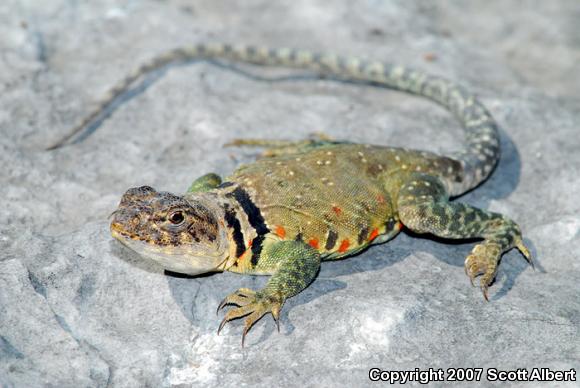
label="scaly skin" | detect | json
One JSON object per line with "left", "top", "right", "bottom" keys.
{"left": 71, "top": 43, "right": 534, "bottom": 346}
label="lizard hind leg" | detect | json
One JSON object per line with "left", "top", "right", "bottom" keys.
{"left": 397, "top": 173, "right": 532, "bottom": 300}
{"left": 224, "top": 133, "right": 341, "bottom": 157}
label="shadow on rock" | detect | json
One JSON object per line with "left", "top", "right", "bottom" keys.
{"left": 109, "top": 240, "right": 165, "bottom": 275}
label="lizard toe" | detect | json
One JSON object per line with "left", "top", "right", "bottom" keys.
{"left": 464, "top": 243, "right": 500, "bottom": 300}
{"left": 216, "top": 289, "right": 282, "bottom": 346}
{"left": 515, "top": 237, "right": 534, "bottom": 269}
{"left": 216, "top": 288, "right": 257, "bottom": 314}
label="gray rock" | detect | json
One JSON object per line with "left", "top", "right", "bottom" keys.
{"left": 1, "top": 1, "right": 579, "bottom": 387}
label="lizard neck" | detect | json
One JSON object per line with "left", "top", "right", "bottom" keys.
{"left": 207, "top": 185, "right": 269, "bottom": 272}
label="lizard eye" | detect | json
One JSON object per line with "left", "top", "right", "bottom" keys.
{"left": 168, "top": 211, "right": 185, "bottom": 225}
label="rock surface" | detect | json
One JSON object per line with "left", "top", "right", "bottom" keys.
{"left": 1, "top": 1, "right": 579, "bottom": 387}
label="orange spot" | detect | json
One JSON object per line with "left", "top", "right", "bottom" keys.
{"left": 377, "top": 195, "right": 385, "bottom": 203}
{"left": 308, "top": 238, "right": 319, "bottom": 249}
{"left": 338, "top": 239, "right": 350, "bottom": 253}
{"left": 396, "top": 221, "right": 403, "bottom": 230}
{"left": 275, "top": 225, "right": 286, "bottom": 238}
{"left": 369, "top": 228, "right": 379, "bottom": 241}
{"left": 248, "top": 239, "right": 253, "bottom": 247}
{"left": 332, "top": 206, "right": 342, "bottom": 215}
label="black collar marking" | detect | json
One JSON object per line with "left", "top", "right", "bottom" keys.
{"left": 223, "top": 206, "right": 246, "bottom": 258}
{"left": 250, "top": 235, "right": 266, "bottom": 266}
{"left": 226, "top": 186, "right": 271, "bottom": 267}
{"left": 226, "top": 187, "right": 270, "bottom": 235}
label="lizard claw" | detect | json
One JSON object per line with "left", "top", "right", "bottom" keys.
{"left": 216, "top": 288, "right": 283, "bottom": 346}
{"left": 271, "top": 304, "right": 281, "bottom": 333}
{"left": 481, "top": 284, "right": 490, "bottom": 302}
{"left": 216, "top": 288, "right": 254, "bottom": 316}
{"left": 515, "top": 238, "right": 534, "bottom": 270}
{"left": 464, "top": 243, "right": 500, "bottom": 300}
{"left": 464, "top": 265, "right": 476, "bottom": 287}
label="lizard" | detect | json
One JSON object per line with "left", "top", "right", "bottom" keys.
{"left": 56, "top": 43, "right": 532, "bottom": 346}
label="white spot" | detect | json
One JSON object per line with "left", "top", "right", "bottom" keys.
{"left": 483, "top": 148, "right": 496, "bottom": 157}
{"left": 361, "top": 158, "right": 367, "bottom": 163}
{"left": 325, "top": 160, "right": 331, "bottom": 165}
{"left": 447, "top": 166, "right": 454, "bottom": 173}
{"left": 348, "top": 308, "right": 404, "bottom": 357}
{"left": 327, "top": 182, "right": 334, "bottom": 186}
{"left": 401, "top": 164, "right": 407, "bottom": 169}
{"left": 415, "top": 166, "right": 422, "bottom": 171}
{"left": 317, "top": 160, "right": 323, "bottom": 165}
{"left": 535, "top": 216, "right": 580, "bottom": 243}
{"left": 425, "top": 182, "right": 431, "bottom": 187}
{"left": 378, "top": 164, "right": 384, "bottom": 170}
{"left": 296, "top": 194, "right": 302, "bottom": 199}
{"left": 321, "top": 177, "right": 328, "bottom": 182}
{"left": 296, "top": 157, "right": 302, "bottom": 161}
{"left": 358, "top": 152, "right": 364, "bottom": 157}
{"left": 326, "top": 151, "right": 333, "bottom": 155}
{"left": 167, "top": 334, "right": 221, "bottom": 385}
{"left": 289, "top": 171, "right": 295, "bottom": 176}
{"left": 395, "top": 155, "right": 401, "bottom": 162}
{"left": 276, "top": 161, "right": 282, "bottom": 165}
{"left": 106, "top": 7, "right": 127, "bottom": 19}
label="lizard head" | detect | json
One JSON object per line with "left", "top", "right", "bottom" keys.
{"left": 110, "top": 186, "right": 229, "bottom": 275}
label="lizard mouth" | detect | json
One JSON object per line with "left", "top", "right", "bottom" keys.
{"left": 110, "top": 221, "right": 124, "bottom": 235}
{"left": 110, "top": 221, "right": 140, "bottom": 241}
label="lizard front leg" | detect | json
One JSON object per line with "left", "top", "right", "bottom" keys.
{"left": 396, "top": 174, "right": 532, "bottom": 300}
{"left": 217, "top": 240, "right": 320, "bottom": 346}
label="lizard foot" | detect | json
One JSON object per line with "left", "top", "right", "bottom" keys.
{"left": 216, "top": 288, "right": 282, "bottom": 347}
{"left": 464, "top": 237, "right": 532, "bottom": 301}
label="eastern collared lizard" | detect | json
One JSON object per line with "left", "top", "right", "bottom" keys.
{"left": 54, "top": 44, "right": 532, "bottom": 346}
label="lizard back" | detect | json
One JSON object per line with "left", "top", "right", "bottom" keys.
{"left": 220, "top": 143, "right": 460, "bottom": 260}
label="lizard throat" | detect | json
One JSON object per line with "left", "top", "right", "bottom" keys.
{"left": 111, "top": 227, "right": 229, "bottom": 275}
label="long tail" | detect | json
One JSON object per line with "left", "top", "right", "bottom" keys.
{"left": 49, "top": 43, "right": 500, "bottom": 195}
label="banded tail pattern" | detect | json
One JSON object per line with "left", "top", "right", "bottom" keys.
{"left": 50, "top": 43, "right": 500, "bottom": 195}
